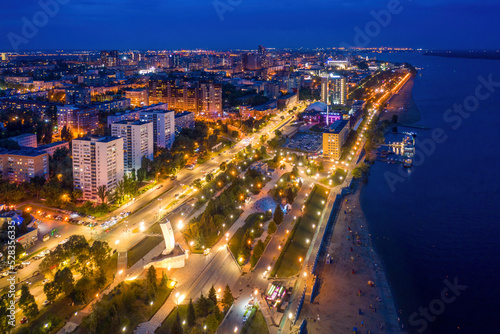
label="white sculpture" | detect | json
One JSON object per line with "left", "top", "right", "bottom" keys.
{"left": 160, "top": 220, "right": 175, "bottom": 254}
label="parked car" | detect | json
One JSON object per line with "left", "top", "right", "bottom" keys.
{"left": 21, "top": 261, "right": 30, "bottom": 266}
{"left": 42, "top": 279, "right": 50, "bottom": 284}
{"left": 42, "top": 300, "right": 50, "bottom": 307}
{"left": 20, "top": 317, "right": 28, "bottom": 324}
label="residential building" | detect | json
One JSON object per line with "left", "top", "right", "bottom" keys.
{"left": 0, "top": 148, "right": 49, "bottom": 183}
{"left": 57, "top": 105, "right": 98, "bottom": 136}
{"left": 111, "top": 120, "right": 153, "bottom": 173}
{"left": 139, "top": 110, "right": 175, "bottom": 150}
{"left": 72, "top": 136, "right": 124, "bottom": 202}
{"left": 7, "top": 134, "right": 37, "bottom": 148}
{"left": 65, "top": 87, "right": 91, "bottom": 105}
{"left": 174, "top": 111, "right": 195, "bottom": 135}
{"left": 322, "top": 120, "right": 349, "bottom": 160}
{"left": 125, "top": 88, "right": 149, "bottom": 107}
{"left": 107, "top": 103, "right": 169, "bottom": 127}
{"left": 36, "top": 141, "right": 70, "bottom": 156}
{"left": 92, "top": 98, "right": 131, "bottom": 112}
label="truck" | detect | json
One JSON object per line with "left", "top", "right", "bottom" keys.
{"left": 42, "top": 234, "right": 50, "bottom": 242}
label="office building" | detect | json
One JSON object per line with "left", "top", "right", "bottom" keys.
{"left": 174, "top": 111, "right": 195, "bottom": 135}
{"left": 0, "top": 148, "right": 49, "bottom": 183}
{"left": 57, "top": 105, "right": 98, "bottom": 136}
{"left": 322, "top": 120, "right": 349, "bottom": 160}
{"left": 72, "top": 136, "right": 124, "bottom": 202}
{"left": 111, "top": 120, "right": 153, "bottom": 173}
{"left": 139, "top": 110, "right": 175, "bottom": 150}
{"left": 125, "top": 88, "right": 149, "bottom": 107}
{"left": 7, "top": 134, "right": 37, "bottom": 148}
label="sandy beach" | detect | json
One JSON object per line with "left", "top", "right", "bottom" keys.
{"left": 299, "top": 186, "right": 401, "bottom": 333}
{"left": 382, "top": 77, "right": 421, "bottom": 124}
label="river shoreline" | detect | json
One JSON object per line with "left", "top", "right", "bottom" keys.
{"left": 381, "top": 76, "right": 421, "bottom": 124}
{"left": 299, "top": 184, "right": 401, "bottom": 333}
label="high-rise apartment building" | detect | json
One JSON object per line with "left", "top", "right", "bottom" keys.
{"left": 72, "top": 136, "right": 124, "bottom": 202}
{"left": 111, "top": 120, "right": 153, "bottom": 173}
{"left": 139, "top": 110, "right": 175, "bottom": 150}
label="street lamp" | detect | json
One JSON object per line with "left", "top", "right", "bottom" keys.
{"left": 150, "top": 301, "right": 153, "bottom": 317}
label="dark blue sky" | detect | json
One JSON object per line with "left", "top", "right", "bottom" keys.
{"left": 1, "top": 0, "right": 499, "bottom": 51}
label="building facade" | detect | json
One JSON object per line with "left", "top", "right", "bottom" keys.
{"left": 111, "top": 120, "right": 153, "bottom": 173}
{"left": 139, "top": 110, "right": 175, "bottom": 150}
{"left": 0, "top": 149, "right": 49, "bottom": 183}
{"left": 7, "top": 134, "right": 37, "bottom": 148}
{"left": 125, "top": 88, "right": 149, "bottom": 108}
{"left": 72, "top": 136, "right": 124, "bottom": 202}
{"left": 57, "top": 105, "right": 99, "bottom": 136}
{"left": 322, "top": 120, "right": 349, "bottom": 160}
{"left": 174, "top": 111, "right": 195, "bottom": 135}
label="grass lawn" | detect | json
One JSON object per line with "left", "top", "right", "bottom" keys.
{"left": 228, "top": 212, "right": 268, "bottom": 261}
{"left": 320, "top": 168, "right": 347, "bottom": 187}
{"left": 242, "top": 307, "right": 269, "bottom": 334}
{"left": 76, "top": 278, "right": 172, "bottom": 334}
{"left": 272, "top": 185, "right": 329, "bottom": 277}
{"left": 127, "top": 236, "right": 163, "bottom": 267}
{"left": 157, "top": 305, "right": 188, "bottom": 333}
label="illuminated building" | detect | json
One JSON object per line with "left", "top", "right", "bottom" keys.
{"left": 57, "top": 105, "right": 98, "bottom": 136}
{"left": 111, "top": 120, "right": 153, "bottom": 174}
{"left": 322, "top": 120, "right": 349, "bottom": 160}
{"left": 0, "top": 148, "right": 49, "bottom": 183}
{"left": 125, "top": 88, "right": 149, "bottom": 107}
{"left": 139, "top": 110, "right": 175, "bottom": 150}
{"left": 72, "top": 135, "right": 124, "bottom": 202}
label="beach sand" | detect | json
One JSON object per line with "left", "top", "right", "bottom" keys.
{"left": 298, "top": 187, "right": 401, "bottom": 333}
{"left": 381, "top": 77, "right": 421, "bottom": 124}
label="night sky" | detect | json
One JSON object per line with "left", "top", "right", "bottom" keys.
{"left": 1, "top": 0, "right": 499, "bottom": 51}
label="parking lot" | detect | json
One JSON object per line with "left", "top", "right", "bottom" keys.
{"left": 283, "top": 131, "right": 323, "bottom": 152}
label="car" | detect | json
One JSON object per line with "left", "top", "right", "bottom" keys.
{"left": 174, "top": 194, "right": 179, "bottom": 198}
{"left": 21, "top": 261, "right": 30, "bottom": 266}
{"left": 42, "top": 300, "right": 50, "bottom": 307}
{"left": 1, "top": 271, "right": 9, "bottom": 277}
{"left": 55, "top": 234, "right": 61, "bottom": 238}
{"left": 25, "top": 281, "right": 32, "bottom": 285}
{"left": 170, "top": 175, "right": 177, "bottom": 180}
{"left": 20, "top": 317, "right": 28, "bottom": 324}
{"left": 42, "top": 279, "right": 50, "bottom": 284}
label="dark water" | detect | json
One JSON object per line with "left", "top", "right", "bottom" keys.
{"left": 360, "top": 52, "right": 500, "bottom": 334}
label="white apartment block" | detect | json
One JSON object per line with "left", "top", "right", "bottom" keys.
{"left": 72, "top": 135, "right": 124, "bottom": 202}
{"left": 7, "top": 133, "right": 37, "bottom": 148}
{"left": 139, "top": 110, "right": 175, "bottom": 150}
{"left": 111, "top": 120, "right": 153, "bottom": 174}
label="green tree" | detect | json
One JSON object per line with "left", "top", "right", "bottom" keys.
{"left": 196, "top": 293, "right": 210, "bottom": 318}
{"left": 273, "top": 204, "right": 284, "bottom": 225}
{"left": 54, "top": 267, "right": 74, "bottom": 295}
{"left": 146, "top": 266, "right": 157, "bottom": 301}
{"left": 208, "top": 285, "right": 217, "bottom": 309}
{"left": 61, "top": 125, "right": 73, "bottom": 142}
{"left": 187, "top": 298, "right": 196, "bottom": 327}
{"left": 44, "top": 281, "right": 58, "bottom": 302}
{"left": 96, "top": 185, "right": 110, "bottom": 204}
{"left": 352, "top": 168, "right": 363, "bottom": 179}
{"left": 238, "top": 230, "right": 252, "bottom": 261}
{"left": 221, "top": 285, "right": 234, "bottom": 312}
{"left": 19, "top": 284, "right": 38, "bottom": 318}
{"left": 171, "top": 311, "right": 183, "bottom": 334}
{"left": 206, "top": 312, "right": 219, "bottom": 332}
{"left": 268, "top": 221, "right": 277, "bottom": 235}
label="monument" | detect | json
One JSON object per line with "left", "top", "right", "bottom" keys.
{"left": 144, "top": 219, "right": 188, "bottom": 270}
